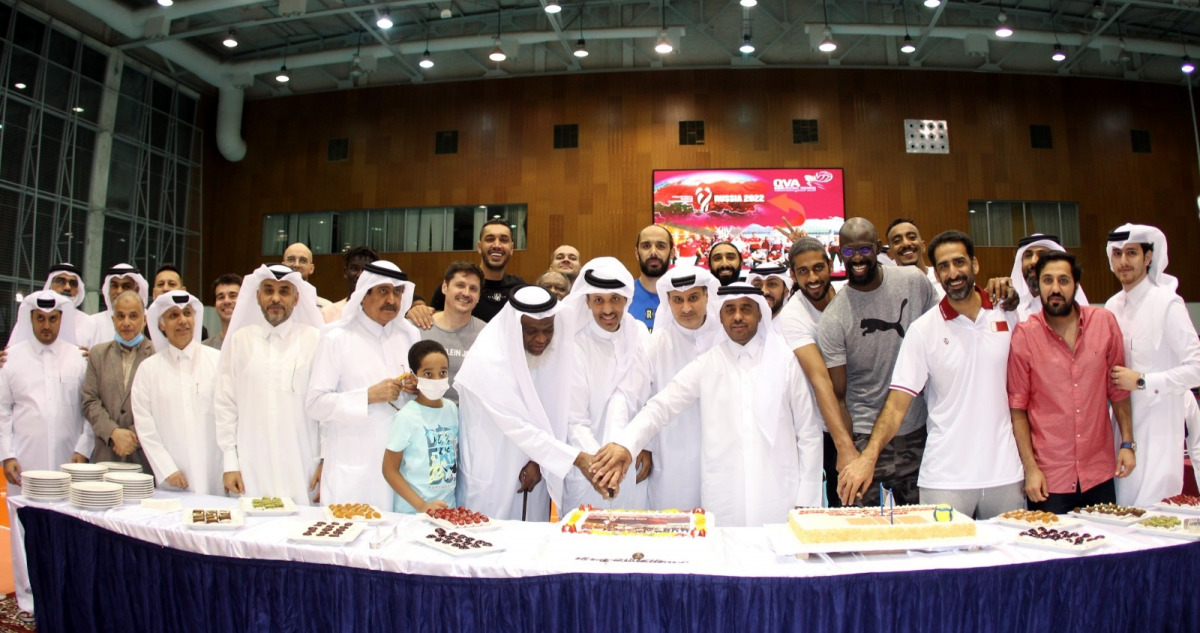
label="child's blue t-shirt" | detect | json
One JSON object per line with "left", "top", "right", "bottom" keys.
{"left": 386, "top": 399, "right": 459, "bottom": 513}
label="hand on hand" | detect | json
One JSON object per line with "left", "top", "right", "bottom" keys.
{"left": 836, "top": 454, "right": 877, "bottom": 506}
{"left": 110, "top": 428, "right": 139, "bottom": 457}
{"left": 589, "top": 443, "right": 633, "bottom": 492}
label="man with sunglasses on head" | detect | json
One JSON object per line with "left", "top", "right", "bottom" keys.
{"left": 817, "top": 218, "right": 938, "bottom": 506}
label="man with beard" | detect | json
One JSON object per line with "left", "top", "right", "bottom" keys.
{"left": 132, "top": 291, "right": 223, "bottom": 495}
{"left": 308, "top": 261, "right": 420, "bottom": 508}
{"left": 456, "top": 285, "right": 600, "bottom": 520}
{"left": 590, "top": 284, "right": 822, "bottom": 527}
{"left": 746, "top": 264, "right": 792, "bottom": 326}
{"left": 885, "top": 218, "right": 942, "bottom": 299}
{"left": 1103, "top": 225, "right": 1200, "bottom": 507}
{"left": 39, "top": 263, "right": 97, "bottom": 346}
{"left": 550, "top": 245, "right": 582, "bottom": 285}
{"left": 202, "top": 274, "right": 241, "bottom": 350}
{"left": 87, "top": 264, "right": 149, "bottom": 347}
{"left": 838, "top": 232, "right": 1024, "bottom": 517}
{"left": 421, "top": 262, "right": 486, "bottom": 404}
{"left": 1008, "top": 251, "right": 1134, "bottom": 513}
{"left": 778, "top": 238, "right": 855, "bottom": 507}
{"left": 629, "top": 225, "right": 674, "bottom": 330}
{"left": 817, "top": 218, "right": 938, "bottom": 505}
{"left": 322, "top": 246, "right": 379, "bottom": 323}
{"left": 216, "top": 264, "right": 325, "bottom": 504}
{"left": 707, "top": 241, "right": 743, "bottom": 286}
{"left": 1000, "top": 234, "right": 1090, "bottom": 322}
{"left": 432, "top": 219, "right": 525, "bottom": 322}
{"left": 536, "top": 270, "right": 571, "bottom": 301}
{"left": 283, "top": 242, "right": 332, "bottom": 310}
{"left": 83, "top": 291, "right": 155, "bottom": 473}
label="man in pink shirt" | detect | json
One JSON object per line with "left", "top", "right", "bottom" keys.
{"left": 1007, "top": 251, "right": 1136, "bottom": 513}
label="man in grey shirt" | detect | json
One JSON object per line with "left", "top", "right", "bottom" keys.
{"left": 422, "top": 262, "right": 487, "bottom": 404}
{"left": 817, "top": 218, "right": 938, "bottom": 506}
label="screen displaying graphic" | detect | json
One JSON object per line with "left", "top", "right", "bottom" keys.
{"left": 652, "top": 168, "right": 846, "bottom": 275}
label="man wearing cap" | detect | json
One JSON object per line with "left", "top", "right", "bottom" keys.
{"left": 817, "top": 218, "right": 938, "bottom": 505}
{"left": 307, "top": 261, "right": 421, "bottom": 508}
{"left": 87, "top": 264, "right": 150, "bottom": 347}
{"left": 747, "top": 263, "right": 792, "bottom": 326}
{"left": 707, "top": 242, "right": 743, "bottom": 286}
{"left": 1008, "top": 251, "right": 1134, "bottom": 513}
{"left": 1104, "top": 225, "right": 1200, "bottom": 506}
{"left": 550, "top": 245, "right": 582, "bottom": 286}
{"left": 432, "top": 219, "right": 526, "bottom": 323}
{"left": 637, "top": 265, "right": 723, "bottom": 510}
{"left": 456, "top": 285, "right": 597, "bottom": 520}
{"left": 82, "top": 291, "right": 155, "bottom": 473}
{"left": 629, "top": 226, "right": 674, "bottom": 330}
{"left": 563, "top": 258, "right": 652, "bottom": 509}
{"left": 591, "top": 284, "right": 822, "bottom": 527}
{"left": 216, "top": 264, "right": 326, "bottom": 505}
{"left": 132, "top": 291, "right": 223, "bottom": 495}
{"left": 0, "top": 291, "right": 92, "bottom": 493}
{"left": 322, "top": 246, "right": 379, "bottom": 324}
{"left": 283, "top": 242, "right": 333, "bottom": 310}
{"left": 838, "top": 232, "right": 1024, "bottom": 517}
{"left": 778, "top": 237, "right": 855, "bottom": 507}
{"left": 41, "top": 263, "right": 98, "bottom": 345}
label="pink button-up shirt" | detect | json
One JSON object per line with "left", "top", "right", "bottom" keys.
{"left": 1007, "top": 304, "right": 1129, "bottom": 495}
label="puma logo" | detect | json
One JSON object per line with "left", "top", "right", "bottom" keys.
{"left": 860, "top": 299, "right": 908, "bottom": 337}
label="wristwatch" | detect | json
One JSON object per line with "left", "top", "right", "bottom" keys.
{"left": 1136, "top": 374, "right": 1146, "bottom": 390}
{"left": 1120, "top": 441, "right": 1137, "bottom": 454}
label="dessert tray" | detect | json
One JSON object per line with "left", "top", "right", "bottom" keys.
{"left": 323, "top": 503, "right": 385, "bottom": 524}
{"left": 1067, "top": 504, "right": 1147, "bottom": 526}
{"left": 183, "top": 508, "right": 245, "bottom": 530}
{"left": 290, "top": 521, "right": 366, "bottom": 545}
{"left": 422, "top": 507, "right": 498, "bottom": 532}
{"left": 993, "top": 509, "right": 1082, "bottom": 530}
{"left": 414, "top": 527, "right": 505, "bottom": 557}
{"left": 1012, "top": 526, "right": 1108, "bottom": 554}
{"left": 239, "top": 496, "right": 299, "bottom": 516}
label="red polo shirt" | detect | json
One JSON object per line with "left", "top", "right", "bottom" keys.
{"left": 1007, "top": 304, "right": 1129, "bottom": 495}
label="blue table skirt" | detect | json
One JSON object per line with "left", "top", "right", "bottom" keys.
{"left": 19, "top": 506, "right": 1200, "bottom": 633}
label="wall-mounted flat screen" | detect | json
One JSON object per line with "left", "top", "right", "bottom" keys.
{"left": 652, "top": 168, "right": 846, "bottom": 275}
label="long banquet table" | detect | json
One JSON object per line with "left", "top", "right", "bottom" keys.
{"left": 9, "top": 493, "right": 1200, "bottom": 633}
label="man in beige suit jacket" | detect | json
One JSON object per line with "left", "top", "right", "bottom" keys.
{"left": 82, "top": 291, "right": 154, "bottom": 473}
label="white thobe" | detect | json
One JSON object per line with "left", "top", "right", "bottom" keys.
{"left": 1106, "top": 279, "right": 1200, "bottom": 507}
{"left": 214, "top": 319, "right": 321, "bottom": 505}
{"left": 564, "top": 322, "right": 651, "bottom": 510}
{"left": 0, "top": 339, "right": 93, "bottom": 495}
{"left": 306, "top": 316, "right": 418, "bottom": 509}
{"left": 458, "top": 368, "right": 579, "bottom": 521}
{"left": 615, "top": 336, "right": 823, "bottom": 527}
{"left": 87, "top": 311, "right": 117, "bottom": 347}
{"left": 131, "top": 342, "right": 223, "bottom": 496}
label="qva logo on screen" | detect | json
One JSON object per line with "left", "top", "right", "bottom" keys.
{"left": 774, "top": 171, "right": 833, "bottom": 192}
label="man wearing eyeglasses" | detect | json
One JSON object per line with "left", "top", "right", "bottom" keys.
{"left": 283, "top": 242, "right": 333, "bottom": 310}
{"left": 816, "top": 218, "right": 938, "bottom": 506}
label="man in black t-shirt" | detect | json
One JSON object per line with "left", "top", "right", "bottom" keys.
{"left": 431, "top": 218, "right": 525, "bottom": 322}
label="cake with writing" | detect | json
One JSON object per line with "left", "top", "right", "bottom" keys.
{"left": 551, "top": 506, "right": 715, "bottom": 564}
{"left": 788, "top": 504, "right": 976, "bottom": 546}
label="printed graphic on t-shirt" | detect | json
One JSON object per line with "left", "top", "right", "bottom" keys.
{"left": 425, "top": 425, "right": 457, "bottom": 487}
{"left": 860, "top": 298, "right": 908, "bottom": 338}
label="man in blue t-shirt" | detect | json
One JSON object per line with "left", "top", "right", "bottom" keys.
{"left": 628, "top": 225, "right": 674, "bottom": 330}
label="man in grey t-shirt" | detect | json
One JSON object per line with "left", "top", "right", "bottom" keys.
{"left": 422, "top": 262, "right": 487, "bottom": 404}
{"left": 817, "top": 218, "right": 937, "bottom": 506}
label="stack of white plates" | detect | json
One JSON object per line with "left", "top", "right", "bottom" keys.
{"left": 21, "top": 470, "right": 71, "bottom": 501}
{"left": 61, "top": 463, "right": 109, "bottom": 483}
{"left": 69, "top": 481, "right": 123, "bottom": 510}
{"left": 97, "top": 461, "right": 143, "bottom": 474}
{"left": 103, "top": 472, "right": 155, "bottom": 501}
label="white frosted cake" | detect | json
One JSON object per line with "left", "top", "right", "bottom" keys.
{"left": 788, "top": 504, "right": 976, "bottom": 545}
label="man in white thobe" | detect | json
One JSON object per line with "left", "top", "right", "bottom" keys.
{"left": 592, "top": 284, "right": 823, "bottom": 527}
{"left": 307, "top": 261, "right": 420, "bottom": 509}
{"left": 131, "top": 291, "right": 223, "bottom": 496}
{"left": 746, "top": 263, "right": 793, "bottom": 330}
{"left": 1104, "top": 225, "right": 1200, "bottom": 507}
{"left": 639, "top": 265, "right": 722, "bottom": 510}
{"left": 562, "top": 258, "right": 651, "bottom": 510}
{"left": 1008, "top": 234, "right": 1089, "bottom": 322}
{"left": 215, "top": 264, "right": 325, "bottom": 505}
{"left": 1, "top": 291, "right": 93, "bottom": 616}
{"left": 40, "top": 263, "right": 97, "bottom": 346}
{"left": 456, "top": 285, "right": 598, "bottom": 520}
{"left": 87, "top": 263, "right": 150, "bottom": 347}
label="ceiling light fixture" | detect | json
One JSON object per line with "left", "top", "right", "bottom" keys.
{"left": 1091, "top": 3, "right": 1106, "bottom": 19}
{"left": 223, "top": 29, "right": 238, "bottom": 48}
{"left": 819, "top": 0, "right": 836, "bottom": 53}
{"left": 489, "top": 38, "right": 507, "bottom": 62}
{"left": 740, "top": 0, "right": 757, "bottom": 7}
{"left": 995, "top": 10, "right": 1013, "bottom": 38}
{"left": 740, "top": 34, "right": 755, "bottom": 54}
{"left": 376, "top": 9, "right": 394, "bottom": 30}
{"left": 900, "top": 7, "right": 916, "bottom": 54}
{"left": 656, "top": 1, "right": 672, "bottom": 54}
{"left": 574, "top": 5, "right": 589, "bottom": 58}
{"left": 14, "top": 82, "right": 26, "bottom": 90}
{"left": 1052, "top": 44, "right": 1066, "bottom": 62}
{"left": 1184, "top": 56, "right": 1196, "bottom": 74}
{"left": 545, "top": 0, "right": 562, "bottom": 13}
{"left": 275, "top": 66, "right": 290, "bottom": 83}
{"left": 923, "top": 0, "right": 940, "bottom": 7}
{"left": 157, "top": 0, "right": 172, "bottom": 6}
{"left": 420, "top": 50, "right": 434, "bottom": 68}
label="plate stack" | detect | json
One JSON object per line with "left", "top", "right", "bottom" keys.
{"left": 60, "top": 463, "right": 109, "bottom": 483}
{"left": 97, "top": 461, "right": 143, "bottom": 474}
{"left": 21, "top": 470, "right": 71, "bottom": 501}
{"left": 103, "top": 472, "right": 155, "bottom": 502}
{"left": 69, "top": 481, "right": 123, "bottom": 510}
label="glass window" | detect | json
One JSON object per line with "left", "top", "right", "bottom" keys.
{"left": 13, "top": 12, "right": 44, "bottom": 53}
{"left": 263, "top": 214, "right": 289, "bottom": 256}
{"left": 967, "top": 200, "right": 1080, "bottom": 248}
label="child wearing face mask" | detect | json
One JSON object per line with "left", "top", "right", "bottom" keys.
{"left": 382, "top": 340, "right": 458, "bottom": 514}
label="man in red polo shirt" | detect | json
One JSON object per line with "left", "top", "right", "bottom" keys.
{"left": 1007, "top": 251, "right": 1135, "bottom": 513}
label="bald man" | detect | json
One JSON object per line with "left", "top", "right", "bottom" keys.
{"left": 550, "top": 245, "right": 582, "bottom": 285}
{"left": 284, "top": 242, "right": 333, "bottom": 309}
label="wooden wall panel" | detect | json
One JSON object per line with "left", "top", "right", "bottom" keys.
{"left": 202, "top": 69, "right": 1200, "bottom": 306}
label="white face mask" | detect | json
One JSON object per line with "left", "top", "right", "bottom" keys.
{"left": 417, "top": 377, "right": 450, "bottom": 401}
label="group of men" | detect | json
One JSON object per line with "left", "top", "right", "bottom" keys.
{"left": 3, "top": 216, "right": 1199, "bottom": 545}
